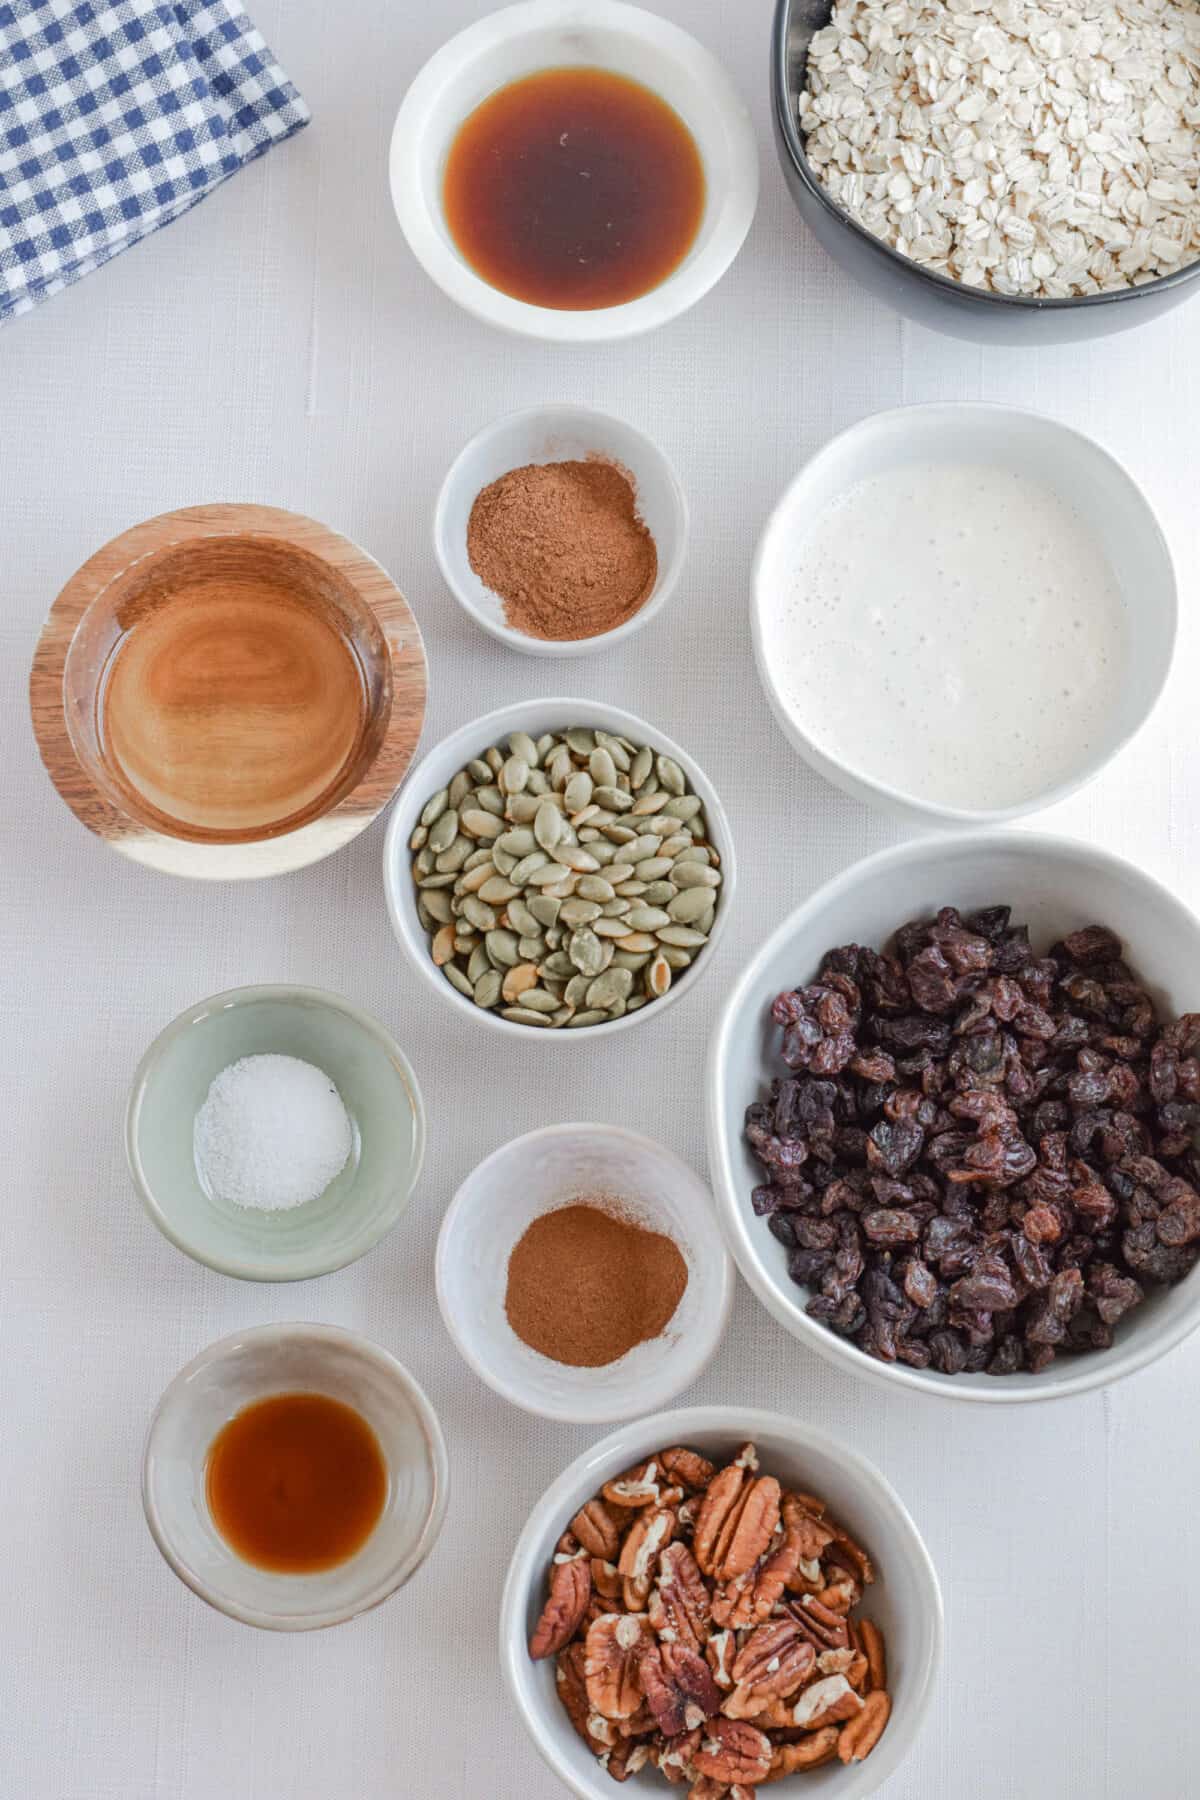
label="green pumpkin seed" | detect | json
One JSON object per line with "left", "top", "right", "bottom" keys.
{"left": 666, "top": 887, "right": 714, "bottom": 924}
{"left": 474, "top": 785, "right": 505, "bottom": 816}
{"left": 444, "top": 963, "right": 474, "bottom": 998}
{"left": 473, "top": 968, "right": 502, "bottom": 1008}
{"left": 410, "top": 827, "right": 429, "bottom": 856}
{"left": 506, "top": 897, "right": 540, "bottom": 938}
{"left": 601, "top": 897, "right": 631, "bottom": 918}
{"left": 496, "top": 828, "right": 536, "bottom": 858}
{"left": 416, "top": 899, "right": 436, "bottom": 934}
{"left": 467, "top": 758, "right": 492, "bottom": 784}
{"left": 576, "top": 875, "right": 615, "bottom": 903}
{"left": 516, "top": 935, "right": 544, "bottom": 961}
{"left": 478, "top": 877, "right": 518, "bottom": 905}
{"left": 587, "top": 967, "right": 633, "bottom": 1009}
{"left": 528, "top": 894, "right": 562, "bottom": 929}
{"left": 674, "top": 863, "right": 721, "bottom": 890}
{"left": 626, "top": 834, "right": 662, "bottom": 862}
{"left": 568, "top": 927, "right": 605, "bottom": 976}
{"left": 656, "top": 924, "right": 707, "bottom": 947}
{"left": 439, "top": 837, "right": 475, "bottom": 873}
{"left": 560, "top": 897, "right": 602, "bottom": 928}
{"left": 535, "top": 732, "right": 556, "bottom": 759}
{"left": 492, "top": 849, "right": 518, "bottom": 877}
{"left": 627, "top": 906, "right": 671, "bottom": 931}
{"left": 517, "top": 987, "right": 560, "bottom": 1015}
{"left": 564, "top": 973, "right": 591, "bottom": 1008}
{"left": 420, "top": 888, "right": 452, "bottom": 925}
{"left": 482, "top": 746, "right": 501, "bottom": 774}
{"left": 638, "top": 881, "right": 675, "bottom": 908}
{"left": 485, "top": 929, "right": 520, "bottom": 967}
{"left": 672, "top": 843, "right": 710, "bottom": 865}
{"left": 612, "top": 949, "right": 651, "bottom": 971}
{"left": 458, "top": 862, "right": 493, "bottom": 895}
{"left": 428, "top": 808, "right": 459, "bottom": 853}
{"left": 593, "top": 917, "right": 633, "bottom": 939}
{"left": 565, "top": 728, "right": 594, "bottom": 756}
{"left": 461, "top": 809, "right": 503, "bottom": 840}
{"left": 463, "top": 845, "right": 494, "bottom": 871}
{"left": 500, "top": 755, "right": 529, "bottom": 795}
{"left": 467, "top": 942, "right": 491, "bottom": 983}
{"left": 564, "top": 771, "right": 593, "bottom": 813}
{"left": 631, "top": 790, "right": 671, "bottom": 816}
{"left": 630, "top": 744, "right": 653, "bottom": 789}
{"left": 414, "top": 848, "right": 434, "bottom": 876}
{"left": 566, "top": 1009, "right": 607, "bottom": 1028}
{"left": 460, "top": 895, "right": 497, "bottom": 931}
{"left": 646, "top": 814, "right": 681, "bottom": 838}
{"left": 534, "top": 800, "right": 564, "bottom": 852}
{"left": 665, "top": 794, "right": 703, "bottom": 821}
{"left": 605, "top": 862, "right": 635, "bottom": 885}
{"left": 635, "top": 857, "right": 673, "bottom": 881}
{"left": 502, "top": 1006, "right": 552, "bottom": 1027}
{"left": 597, "top": 732, "right": 632, "bottom": 772}
{"left": 509, "top": 730, "right": 539, "bottom": 767}
{"left": 658, "top": 945, "right": 693, "bottom": 969}
{"left": 418, "top": 872, "right": 457, "bottom": 891}
{"left": 555, "top": 843, "right": 600, "bottom": 873}
{"left": 626, "top": 995, "right": 648, "bottom": 1012}
{"left": 419, "top": 787, "right": 448, "bottom": 828}
{"left": 507, "top": 793, "right": 541, "bottom": 823}
{"left": 616, "top": 931, "right": 657, "bottom": 953}
{"left": 540, "top": 951, "right": 576, "bottom": 979}
{"left": 454, "top": 933, "right": 477, "bottom": 957}
{"left": 593, "top": 785, "right": 633, "bottom": 812}
{"left": 526, "top": 768, "right": 550, "bottom": 796}
{"left": 449, "top": 769, "right": 472, "bottom": 808}
{"left": 655, "top": 755, "right": 686, "bottom": 796}
{"left": 647, "top": 952, "right": 672, "bottom": 997}
{"left": 602, "top": 823, "right": 637, "bottom": 844}
{"left": 589, "top": 746, "right": 617, "bottom": 788}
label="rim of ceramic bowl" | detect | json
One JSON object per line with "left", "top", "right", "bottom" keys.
{"left": 389, "top": 0, "right": 760, "bottom": 343}
{"left": 433, "top": 403, "right": 690, "bottom": 659}
{"left": 706, "top": 828, "right": 1200, "bottom": 1405}
{"left": 141, "top": 1323, "right": 449, "bottom": 1631}
{"left": 771, "top": 0, "right": 1200, "bottom": 316}
{"left": 751, "top": 402, "right": 1178, "bottom": 826}
{"left": 125, "top": 984, "right": 427, "bottom": 1281}
{"left": 499, "top": 1403, "right": 944, "bottom": 1799}
{"left": 382, "top": 698, "right": 736, "bottom": 1041}
{"left": 434, "top": 1122, "right": 735, "bottom": 1422}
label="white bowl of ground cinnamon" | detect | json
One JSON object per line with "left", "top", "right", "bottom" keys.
{"left": 435, "top": 1123, "right": 734, "bottom": 1424}
{"left": 434, "top": 404, "right": 688, "bottom": 656}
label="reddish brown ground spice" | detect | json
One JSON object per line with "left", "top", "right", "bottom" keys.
{"left": 466, "top": 458, "right": 657, "bottom": 642}
{"left": 504, "top": 1199, "right": 688, "bottom": 1367}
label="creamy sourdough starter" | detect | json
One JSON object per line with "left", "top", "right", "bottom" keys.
{"left": 762, "top": 461, "right": 1127, "bottom": 811}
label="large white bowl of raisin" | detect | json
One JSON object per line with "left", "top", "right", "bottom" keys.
{"left": 707, "top": 831, "right": 1200, "bottom": 1403}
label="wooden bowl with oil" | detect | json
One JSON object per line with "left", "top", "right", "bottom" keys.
{"left": 30, "top": 504, "right": 427, "bottom": 879}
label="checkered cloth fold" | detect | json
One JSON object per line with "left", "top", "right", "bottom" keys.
{"left": 0, "top": 0, "right": 309, "bottom": 321}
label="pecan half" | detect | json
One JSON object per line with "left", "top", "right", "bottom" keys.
{"left": 650, "top": 1541, "right": 711, "bottom": 1651}
{"left": 640, "top": 1642, "right": 723, "bottom": 1738}
{"left": 858, "top": 1618, "right": 887, "bottom": 1692}
{"left": 706, "top": 1629, "right": 735, "bottom": 1690}
{"left": 827, "top": 1521, "right": 875, "bottom": 1588}
{"left": 571, "top": 1498, "right": 624, "bottom": 1561}
{"left": 592, "top": 1558, "right": 623, "bottom": 1603}
{"left": 556, "top": 1644, "right": 611, "bottom": 1757}
{"left": 762, "top": 1728, "right": 840, "bottom": 1781}
{"left": 659, "top": 1447, "right": 717, "bottom": 1493}
{"left": 607, "top": 1739, "right": 654, "bottom": 1783}
{"left": 585, "top": 1613, "right": 654, "bottom": 1719}
{"left": 691, "top": 1719, "right": 772, "bottom": 1787}
{"left": 619, "top": 1506, "right": 676, "bottom": 1587}
{"left": 837, "top": 1689, "right": 891, "bottom": 1764}
{"left": 782, "top": 1594, "right": 850, "bottom": 1653}
{"left": 810, "top": 1576, "right": 860, "bottom": 1614}
{"left": 654, "top": 1726, "right": 702, "bottom": 1785}
{"left": 722, "top": 1621, "right": 816, "bottom": 1719}
{"left": 783, "top": 1490, "right": 834, "bottom": 1564}
{"left": 604, "top": 1459, "right": 668, "bottom": 1509}
{"left": 789, "top": 1673, "right": 864, "bottom": 1730}
{"left": 694, "top": 1461, "right": 781, "bottom": 1583}
{"left": 530, "top": 1557, "right": 592, "bottom": 1659}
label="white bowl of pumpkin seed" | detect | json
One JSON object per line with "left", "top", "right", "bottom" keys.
{"left": 383, "top": 701, "right": 735, "bottom": 1037}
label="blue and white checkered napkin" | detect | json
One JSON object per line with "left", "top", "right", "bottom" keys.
{"left": 0, "top": 0, "right": 309, "bottom": 321}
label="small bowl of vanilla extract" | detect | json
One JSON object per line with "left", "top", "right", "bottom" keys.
{"left": 142, "top": 1324, "right": 448, "bottom": 1630}
{"left": 390, "top": 0, "right": 759, "bottom": 342}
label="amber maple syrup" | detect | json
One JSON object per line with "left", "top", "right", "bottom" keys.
{"left": 206, "top": 1392, "right": 387, "bottom": 1573}
{"left": 443, "top": 67, "right": 706, "bottom": 310}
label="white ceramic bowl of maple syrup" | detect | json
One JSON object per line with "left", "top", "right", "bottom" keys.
{"left": 389, "top": 0, "right": 759, "bottom": 342}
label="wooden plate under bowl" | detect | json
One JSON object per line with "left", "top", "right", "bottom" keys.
{"left": 30, "top": 504, "right": 427, "bottom": 879}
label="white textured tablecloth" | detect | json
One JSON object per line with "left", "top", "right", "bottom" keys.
{"left": 3, "top": 3, "right": 1199, "bottom": 1796}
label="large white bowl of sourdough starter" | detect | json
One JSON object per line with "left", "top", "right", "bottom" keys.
{"left": 753, "top": 404, "right": 1176, "bottom": 827}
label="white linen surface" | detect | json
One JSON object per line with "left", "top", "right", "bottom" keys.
{"left": 2, "top": 3, "right": 1198, "bottom": 1795}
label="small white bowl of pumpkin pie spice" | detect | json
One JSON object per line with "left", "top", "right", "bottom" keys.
{"left": 434, "top": 404, "right": 689, "bottom": 657}
{"left": 435, "top": 1123, "right": 733, "bottom": 1422}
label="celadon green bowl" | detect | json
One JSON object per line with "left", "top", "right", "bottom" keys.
{"left": 126, "top": 985, "right": 426, "bottom": 1280}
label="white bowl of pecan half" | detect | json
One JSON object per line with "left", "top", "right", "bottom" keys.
{"left": 500, "top": 1407, "right": 942, "bottom": 1799}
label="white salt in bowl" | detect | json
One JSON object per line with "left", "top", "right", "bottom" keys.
{"left": 436, "top": 1124, "right": 734, "bottom": 1423}
{"left": 434, "top": 404, "right": 688, "bottom": 658}
{"left": 126, "top": 986, "right": 426, "bottom": 1281}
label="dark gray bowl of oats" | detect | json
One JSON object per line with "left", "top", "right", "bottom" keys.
{"left": 773, "top": 0, "right": 1200, "bottom": 343}
{"left": 708, "top": 831, "right": 1200, "bottom": 1402}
